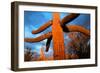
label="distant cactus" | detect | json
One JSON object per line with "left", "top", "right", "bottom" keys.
{"left": 39, "top": 48, "right": 47, "bottom": 61}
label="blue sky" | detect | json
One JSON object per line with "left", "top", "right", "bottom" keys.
{"left": 24, "top": 11, "right": 90, "bottom": 56}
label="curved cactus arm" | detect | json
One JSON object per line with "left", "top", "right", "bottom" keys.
{"left": 24, "top": 32, "right": 52, "bottom": 42}
{"left": 61, "top": 13, "right": 80, "bottom": 26}
{"left": 65, "top": 25, "right": 90, "bottom": 36}
{"left": 45, "top": 36, "right": 52, "bottom": 52}
{"left": 32, "top": 20, "right": 52, "bottom": 34}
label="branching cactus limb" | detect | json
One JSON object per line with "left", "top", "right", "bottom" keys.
{"left": 24, "top": 32, "right": 52, "bottom": 42}
{"left": 61, "top": 13, "right": 80, "bottom": 26}
{"left": 65, "top": 25, "right": 90, "bottom": 36}
{"left": 32, "top": 20, "right": 52, "bottom": 34}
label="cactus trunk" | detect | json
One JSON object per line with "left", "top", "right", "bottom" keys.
{"left": 52, "top": 12, "right": 65, "bottom": 60}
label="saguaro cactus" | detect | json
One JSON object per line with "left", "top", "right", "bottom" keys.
{"left": 24, "top": 13, "right": 90, "bottom": 60}
{"left": 39, "top": 48, "right": 46, "bottom": 60}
